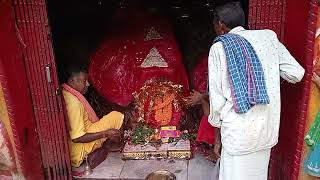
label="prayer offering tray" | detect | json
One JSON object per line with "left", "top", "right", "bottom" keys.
{"left": 122, "top": 139, "right": 191, "bottom": 160}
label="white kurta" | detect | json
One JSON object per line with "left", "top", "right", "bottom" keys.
{"left": 208, "top": 27, "right": 305, "bottom": 179}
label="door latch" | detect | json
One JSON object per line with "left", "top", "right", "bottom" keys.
{"left": 45, "top": 65, "right": 52, "bottom": 83}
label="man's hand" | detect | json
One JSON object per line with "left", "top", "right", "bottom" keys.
{"left": 186, "top": 90, "right": 204, "bottom": 106}
{"left": 312, "top": 72, "right": 320, "bottom": 88}
{"left": 213, "top": 142, "right": 222, "bottom": 159}
{"left": 213, "top": 128, "right": 222, "bottom": 159}
{"left": 105, "top": 129, "right": 121, "bottom": 143}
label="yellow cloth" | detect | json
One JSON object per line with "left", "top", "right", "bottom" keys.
{"left": 63, "top": 90, "right": 124, "bottom": 167}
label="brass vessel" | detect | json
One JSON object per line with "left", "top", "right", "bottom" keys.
{"left": 83, "top": 155, "right": 93, "bottom": 176}
{"left": 145, "top": 170, "right": 176, "bottom": 180}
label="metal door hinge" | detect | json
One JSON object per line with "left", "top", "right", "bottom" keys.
{"left": 45, "top": 65, "right": 52, "bottom": 83}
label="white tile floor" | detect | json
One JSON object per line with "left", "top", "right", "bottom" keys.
{"left": 79, "top": 151, "right": 217, "bottom": 180}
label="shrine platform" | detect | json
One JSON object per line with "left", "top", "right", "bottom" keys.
{"left": 77, "top": 151, "right": 217, "bottom": 180}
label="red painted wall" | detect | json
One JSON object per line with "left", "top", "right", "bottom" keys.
{"left": 0, "top": 0, "right": 44, "bottom": 179}
{"left": 268, "top": 0, "right": 315, "bottom": 179}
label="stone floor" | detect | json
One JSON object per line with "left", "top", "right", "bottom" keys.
{"left": 78, "top": 151, "right": 217, "bottom": 180}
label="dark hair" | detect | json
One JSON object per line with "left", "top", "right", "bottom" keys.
{"left": 64, "top": 64, "right": 88, "bottom": 82}
{"left": 213, "top": 1, "right": 245, "bottom": 29}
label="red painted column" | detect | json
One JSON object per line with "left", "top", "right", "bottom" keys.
{"left": 266, "top": 0, "right": 316, "bottom": 179}
{"left": 0, "top": 0, "right": 44, "bottom": 179}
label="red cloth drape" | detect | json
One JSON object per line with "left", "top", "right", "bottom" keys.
{"left": 89, "top": 8, "right": 189, "bottom": 107}
{"left": 193, "top": 55, "right": 215, "bottom": 144}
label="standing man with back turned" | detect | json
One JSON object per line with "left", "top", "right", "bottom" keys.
{"left": 208, "top": 2, "right": 305, "bottom": 179}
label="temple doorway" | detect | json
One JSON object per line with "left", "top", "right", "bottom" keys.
{"left": 45, "top": 0, "right": 249, "bottom": 179}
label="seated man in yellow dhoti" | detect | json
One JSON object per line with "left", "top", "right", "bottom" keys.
{"left": 62, "top": 65, "right": 124, "bottom": 168}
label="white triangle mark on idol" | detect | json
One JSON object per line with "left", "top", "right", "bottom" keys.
{"left": 144, "top": 27, "right": 162, "bottom": 41}
{"left": 140, "top": 47, "right": 168, "bottom": 68}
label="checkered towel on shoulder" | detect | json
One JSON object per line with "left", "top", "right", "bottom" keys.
{"left": 214, "top": 33, "right": 270, "bottom": 113}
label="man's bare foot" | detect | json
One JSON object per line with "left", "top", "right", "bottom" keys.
{"left": 72, "top": 163, "right": 85, "bottom": 172}
{"left": 71, "top": 164, "right": 86, "bottom": 177}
